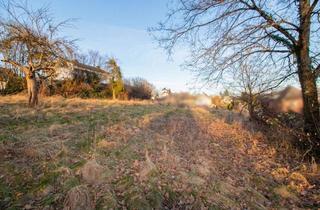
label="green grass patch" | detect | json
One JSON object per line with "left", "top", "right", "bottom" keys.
{"left": 0, "top": 180, "right": 13, "bottom": 205}
{"left": 41, "top": 194, "right": 56, "bottom": 206}
{"left": 36, "top": 171, "right": 60, "bottom": 191}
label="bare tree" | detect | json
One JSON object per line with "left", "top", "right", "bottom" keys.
{"left": 74, "top": 52, "right": 89, "bottom": 65}
{"left": 152, "top": 0, "right": 320, "bottom": 146}
{"left": 228, "top": 56, "right": 289, "bottom": 119}
{"left": 0, "top": 1, "right": 74, "bottom": 106}
{"left": 87, "top": 50, "right": 105, "bottom": 67}
{"left": 74, "top": 50, "right": 106, "bottom": 68}
{"left": 125, "top": 77, "right": 155, "bottom": 99}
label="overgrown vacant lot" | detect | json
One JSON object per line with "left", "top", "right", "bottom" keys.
{"left": 0, "top": 95, "right": 319, "bottom": 209}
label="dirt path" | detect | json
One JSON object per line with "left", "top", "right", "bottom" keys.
{"left": 0, "top": 95, "right": 319, "bottom": 209}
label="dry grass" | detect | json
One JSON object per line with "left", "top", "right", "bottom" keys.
{"left": 63, "top": 185, "right": 93, "bottom": 210}
{"left": 0, "top": 94, "right": 319, "bottom": 209}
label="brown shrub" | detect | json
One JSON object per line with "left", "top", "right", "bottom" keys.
{"left": 60, "top": 80, "right": 94, "bottom": 98}
{"left": 125, "top": 77, "right": 155, "bottom": 100}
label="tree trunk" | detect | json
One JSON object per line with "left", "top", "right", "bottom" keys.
{"left": 248, "top": 102, "right": 255, "bottom": 120}
{"left": 297, "top": 57, "right": 320, "bottom": 140}
{"left": 26, "top": 71, "right": 38, "bottom": 107}
{"left": 247, "top": 95, "right": 257, "bottom": 120}
{"left": 297, "top": 0, "right": 320, "bottom": 150}
{"left": 112, "top": 88, "right": 116, "bottom": 100}
{"left": 247, "top": 91, "right": 256, "bottom": 120}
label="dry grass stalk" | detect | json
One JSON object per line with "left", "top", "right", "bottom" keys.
{"left": 140, "top": 150, "right": 157, "bottom": 180}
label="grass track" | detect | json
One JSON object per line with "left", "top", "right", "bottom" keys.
{"left": 0, "top": 95, "right": 319, "bottom": 209}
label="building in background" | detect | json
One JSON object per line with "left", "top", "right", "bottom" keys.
{"left": 55, "top": 60, "right": 110, "bottom": 84}
{"left": 260, "top": 86, "right": 304, "bottom": 114}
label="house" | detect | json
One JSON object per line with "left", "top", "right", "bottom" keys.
{"left": 55, "top": 60, "right": 110, "bottom": 83}
{"left": 0, "top": 68, "right": 8, "bottom": 90}
{"left": 0, "top": 67, "right": 9, "bottom": 89}
{"left": 0, "top": 81, "right": 7, "bottom": 90}
{"left": 159, "top": 88, "right": 172, "bottom": 98}
{"left": 260, "top": 86, "right": 304, "bottom": 114}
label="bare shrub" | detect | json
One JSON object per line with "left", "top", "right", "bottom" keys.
{"left": 57, "top": 80, "right": 94, "bottom": 98}
{"left": 125, "top": 77, "right": 155, "bottom": 100}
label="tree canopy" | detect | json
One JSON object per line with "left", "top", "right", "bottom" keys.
{"left": 152, "top": 0, "right": 320, "bottom": 151}
{"left": 0, "top": 0, "right": 74, "bottom": 105}
{"left": 152, "top": 0, "right": 320, "bottom": 82}
{"left": 107, "top": 58, "right": 124, "bottom": 99}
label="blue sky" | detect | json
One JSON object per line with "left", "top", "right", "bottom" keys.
{"left": 29, "top": 0, "right": 220, "bottom": 93}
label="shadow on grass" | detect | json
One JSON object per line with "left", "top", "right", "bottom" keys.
{"left": 0, "top": 98, "right": 316, "bottom": 209}
{"left": 95, "top": 106, "right": 287, "bottom": 209}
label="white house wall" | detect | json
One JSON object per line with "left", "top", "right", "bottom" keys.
{"left": 55, "top": 67, "right": 74, "bottom": 80}
{"left": 0, "top": 81, "right": 7, "bottom": 90}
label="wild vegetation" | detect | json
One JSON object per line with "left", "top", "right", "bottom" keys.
{"left": 0, "top": 0, "right": 320, "bottom": 209}
{"left": 0, "top": 95, "right": 319, "bottom": 209}
{"left": 152, "top": 0, "right": 320, "bottom": 154}
{"left": 0, "top": 1, "right": 155, "bottom": 102}
{"left": 0, "top": 1, "right": 74, "bottom": 106}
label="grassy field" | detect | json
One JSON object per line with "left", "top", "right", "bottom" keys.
{"left": 0, "top": 95, "right": 319, "bottom": 209}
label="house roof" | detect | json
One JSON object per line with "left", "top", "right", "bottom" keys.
{"left": 278, "top": 86, "right": 302, "bottom": 100}
{"left": 71, "top": 60, "right": 110, "bottom": 76}
{"left": 259, "top": 86, "right": 302, "bottom": 102}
